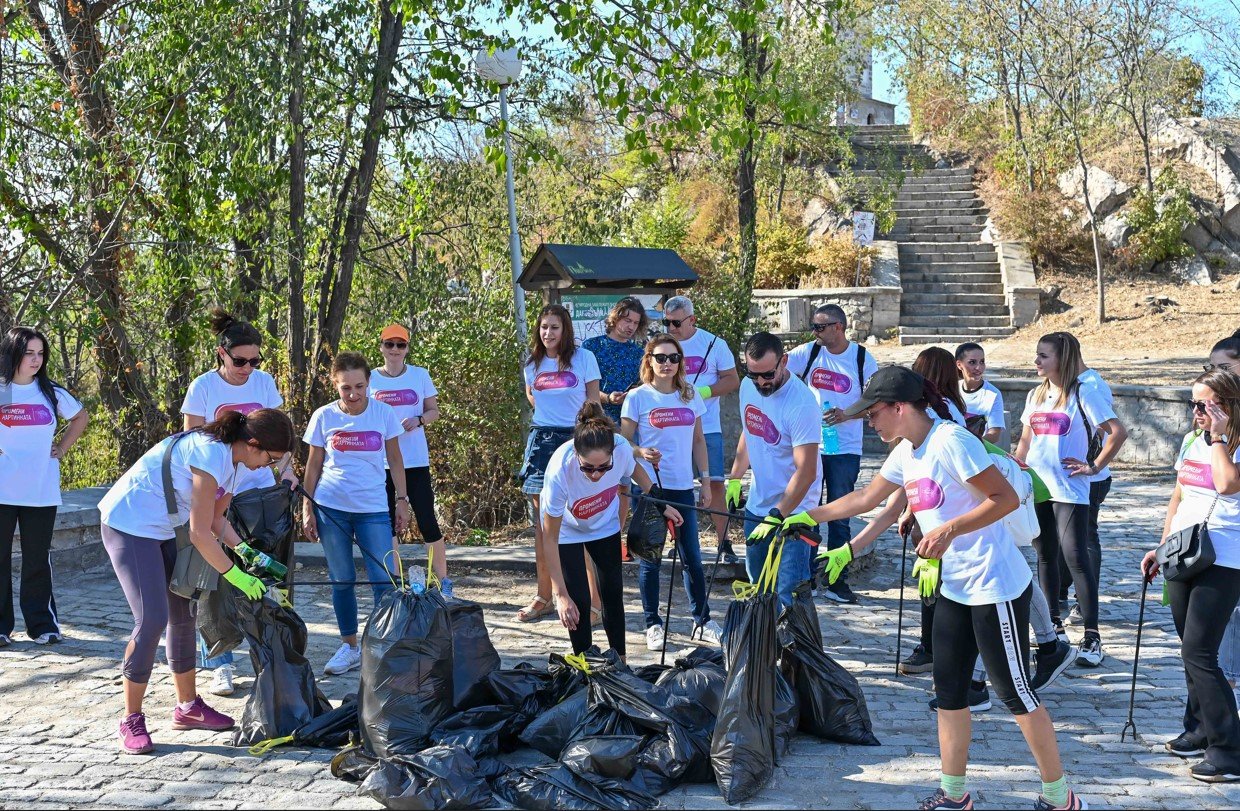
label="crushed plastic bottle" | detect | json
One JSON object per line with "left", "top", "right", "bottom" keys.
{"left": 408, "top": 564, "right": 427, "bottom": 595}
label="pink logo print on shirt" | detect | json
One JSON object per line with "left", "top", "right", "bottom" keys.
{"left": 214, "top": 402, "right": 263, "bottom": 419}
{"left": 649, "top": 407, "right": 696, "bottom": 429}
{"left": 1179, "top": 460, "right": 1216, "bottom": 491}
{"left": 330, "top": 430, "right": 383, "bottom": 452}
{"left": 906, "top": 478, "right": 946, "bottom": 512}
{"left": 1029, "top": 412, "right": 1071, "bottom": 436}
{"left": 684, "top": 356, "right": 705, "bottom": 375}
{"left": 810, "top": 368, "right": 853, "bottom": 394}
{"left": 215, "top": 486, "right": 227, "bottom": 500}
{"left": 744, "top": 405, "right": 781, "bottom": 444}
{"left": 374, "top": 389, "right": 419, "bottom": 407}
{"left": 0, "top": 403, "right": 54, "bottom": 427}
{"left": 534, "top": 371, "right": 579, "bottom": 390}
{"left": 571, "top": 485, "right": 619, "bottom": 520}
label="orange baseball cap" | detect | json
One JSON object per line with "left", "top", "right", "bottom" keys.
{"left": 380, "top": 324, "right": 409, "bottom": 342}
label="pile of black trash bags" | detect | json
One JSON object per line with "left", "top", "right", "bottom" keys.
{"left": 323, "top": 578, "right": 879, "bottom": 809}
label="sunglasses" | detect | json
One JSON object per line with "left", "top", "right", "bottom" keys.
{"left": 662, "top": 318, "right": 690, "bottom": 329}
{"left": 383, "top": 340, "right": 408, "bottom": 350}
{"left": 809, "top": 321, "right": 842, "bottom": 333}
{"left": 1192, "top": 400, "right": 1214, "bottom": 414}
{"left": 744, "top": 367, "right": 780, "bottom": 381}
{"left": 225, "top": 350, "right": 263, "bottom": 368}
{"left": 865, "top": 403, "right": 892, "bottom": 422}
{"left": 651, "top": 352, "right": 682, "bottom": 365}
{"left": 578, "top": 460, "right": 614, "bottom": 475}
{"left": 1204, "top": 362, "right": 1236, "bottom": 372}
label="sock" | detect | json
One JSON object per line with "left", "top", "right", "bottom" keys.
{"left": 1038, "top": 640, "right": 1059, "bottom": 659}
{"left": 1042, "top": 776, "right": 1069, "bottom": 807}
{"left": 177, "top": 699, "right": 197, "bottom": 712}
{"left": 940, "top": 773, "right": 967, "bottom": 801}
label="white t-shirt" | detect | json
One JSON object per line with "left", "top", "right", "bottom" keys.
{"left": 541, "top": 434, "right": 636, "bottom": 544}
{"left": 679, "top": 329, "right": 736, "bottom": 435}
{"left": 99, "top": 431, "right": 238, "bottom": 540}
{"left": 303, "top": 400, "right": 404, "bottom": 514}
{"left": 0, "top": 382, "right": 84, "bottom": 507}
{"left": 960, "top": 380, "right": 1006, "bottom": 433}
{"left": 523, "top": 350, "right": 601, "bottom": 428}
{"left": 1020, "top": 383, "right": 1116, "bottom": 505}
{"left": 1078, "top": 369, "right": 1114, "bottom": 483}
{"left": 786, "top": 341, "right": 879, "bottom": 456}
{"left": 880, "top": 420, "right": 1032, "bottom": 606}
{"left": 181, "top": 369, "right": 284, "bottom": 493}
{"left": 1173, "top": 432, "right": 1240, "bottom": 570}
{"left": 943, "top": 399, "right": 968, "bottom": 428}
{"left": 621, "top": 384, "right": 707, "bottom": 490}
{"left": 739, "top": 375, "right": 823, "bottom": 516}
{"left": 369, "top": 365, "right": 438, "bottom": 469}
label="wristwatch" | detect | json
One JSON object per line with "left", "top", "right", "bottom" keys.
{"left": 396, "top": 495, "right": 411, "bottom": 503}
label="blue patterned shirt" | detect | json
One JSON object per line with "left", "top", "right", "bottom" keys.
{"left": 582, "top": 334, "right": 644, "bottom": 424}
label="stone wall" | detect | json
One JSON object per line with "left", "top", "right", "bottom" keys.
{"left": 995, "top": 242, "right": 1040, "bottom": 328}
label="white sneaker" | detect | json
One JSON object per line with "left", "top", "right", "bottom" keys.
{"left": 32, "top": 632, "right": 61, "bottom": 645}
{"left": 209, "top": 664, "right": 236, "bottom": 696}
{"left": 324, "top": 643, "right": 362, "bottom": 675}
{"left": 1076, "top": 637, "right": 1104, "bottom": 667}
{"left": 645, "top": 624, "right": 666, "bottom": 651}
{"left": 697, "top": 620, "right": 725, "bottom": 646}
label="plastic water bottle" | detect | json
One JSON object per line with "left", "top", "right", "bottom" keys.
{"left": 409, "top": 564, "right": 427, "bottom": 595}
{"left": 821, "top": 399, "right": 839, "bottom": 455}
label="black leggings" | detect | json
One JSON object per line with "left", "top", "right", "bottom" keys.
{"left": 933, "top": 586, "right": 1039, "bottom": 715}
{"left": 385, "top": 466, "right": 443, "bottom": 544}
{"left": 1033, "top": 501, "right": 1096, "bottom": 631}
{"left": 560, "top": 533, "right": 626, "bottom": 656}
{"left": 0, "top": 504, "right": 59, "bottom": 639}
{"left": 1059, "top": 477, "right": 1111, "bottom": 602}
{"left": 1167, "top": 564, "right": 1240, "bottom": 767}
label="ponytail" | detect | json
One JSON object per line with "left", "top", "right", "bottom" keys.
{"left": 195, "top": 407, "right": 295, "bottom": 453}
{"left": 573, "top": 401, "right": 616, "bottom": 456}
{"left": 916, "top": 379, "right": 954, "bottom": 422}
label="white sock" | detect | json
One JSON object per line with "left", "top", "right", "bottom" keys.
{"left": 177, "top": 699, "right": 197, "bottom": 712}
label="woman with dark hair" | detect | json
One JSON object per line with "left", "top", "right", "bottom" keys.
{"left": 182, "top": 308, "right": 291, "bottom": 695}
{"left": 956, "top": 342, "right": 1005, "bottom": 444}
{"left": 0, "top": 326, "right": 89, "bottom": 647}
{"left": 793, "top": 366, "right": 1085, "bottom": 811}
{"left": 913, "top": 347, "right": 968, "bottom": 427}
{"left": 302, "top": 351, "right": 408, "bottom": 677}
{"left": 1208, "top": 330, "right": 1240, "bottom": 374}
{"left": 584, "top": 296, "right": 649, "bottom": 424}
{"left": 517, "top": 304, "right": 602, "bottom": 622}
{"left": 542, "top": 402, "right": 682, "bottom": 657}
{"left": 97, "top": 408, "right": 295, "bottom": 754}
{"left": 1145, "top": 368, "right": 1240, "bottom": 782}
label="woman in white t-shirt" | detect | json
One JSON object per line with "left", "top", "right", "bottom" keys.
{"left": 98, "top": 408, "right": 295, "bottom": 755}
{"left": 956, "top": 342, "right": 1005, "bottom": 443}
{"left": 620, "top": 335, "right": 724, "bottom": 649}
{"left": 517, "top": 305, "right": 602, "bottom": 623}
{"left": 369, "top": 324, "right": 448, "bottom": 594}
{"left": 1015, "top": 332, "right": 1124, "bottom": 667}
{"left": 302, "top": 352, "right": 410, "bottom": 677}
{"left": 795, "top": 366, "right": 1085, "bottom": 811}
{"left": 0, "top": 327, "right": 89, "bottom": 648}
{"left": 914, "top": 347, "right": 968, "bottom": 427}
{"left": 1143, "top": 369, "right": 1240, "bottom": 782}
{"left": 181, "top": 309, "right": 292, "bottom": 696}
{"left": 543, "top": 402, "right": 682, "bottom": 657}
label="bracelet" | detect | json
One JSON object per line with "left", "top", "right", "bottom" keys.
{"left": 396, "top": 495, "right": 411, "bottom": 503}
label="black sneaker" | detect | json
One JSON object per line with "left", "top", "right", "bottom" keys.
{"left": 900, "top": 644, "right": 934, "bottom": 675}
{"left": 1165, "top": 731, "right": 1207, "bottom": 758}
{"left": 721, "top": 547, "right": 740, "bottom": 565}
{"left": 824, "top": 580, "right": 858, "bottom": 604}
{"left": 917, "top": 789, "right": 973, "bottom": 810}
{"left": 0, "top": 634, "right": 10, "bottom": 648}
{"left": 930, "top": 684, "right": 991, "bottom": 712}
{"left": 1031, "top": 640, "right": 1079, "bottom": 691}
{"left": 1064, "top": 604, "right": 1083, "bottom": 626}
{"left": 1191, "top": 760, "right": 1240, "bottom": 782}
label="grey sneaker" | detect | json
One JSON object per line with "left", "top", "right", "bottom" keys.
{"left": 32, "top": 632, "right": 61, "bottom": 645}
{"left": 1076, "top": 636, "right": 1104, "bottom": 667}
{"left": 1064, "top": 604, "right": 1083, "bottom": 626}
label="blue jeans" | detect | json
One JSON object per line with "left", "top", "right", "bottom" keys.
{"left": 703, "top": 432, "right": 725, "bottom": 480}
{"left": 818, "top": 453, "right": 862, "bottom": 582}
{"left": 199, "top": 633, "right": 234, "bottom": 669}
{"left": 315, "top": 505, "right": 396, "bottom": 638}
{"left": 637, "top": 488, "right": 709, "bottom": 627}
{"left": 744, "top": 510, "right": 812, "bottom": 610}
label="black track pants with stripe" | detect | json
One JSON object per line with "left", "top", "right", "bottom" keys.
{"left": 933, "top": 584, "right": 1040, "bottom": 715}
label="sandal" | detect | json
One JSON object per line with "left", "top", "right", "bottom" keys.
{"left": 591, "top": 607, "right": 603, "bottom": 627}
{"left": 517, "top": 595, "right": 553, "bottom": 622}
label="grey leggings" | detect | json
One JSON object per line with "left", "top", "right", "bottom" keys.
{"left": 102, "top": 524, "right": 197, "bottom": 683}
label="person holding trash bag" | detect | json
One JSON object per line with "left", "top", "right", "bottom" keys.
{"left": 542, "top": 402, "right": 683, "bottom": 657}
{"left": 1142, "top": 368, "right": 1240, "bottom": 783}
{"left": 182, "top": 308, "right": 294, "bottom": 696}
{"left": 797, "top": 366, "right": 1086, "bottom": 811}
{"left": 302, "top": 351, "right": 409, "bottom": 677}
{"left": 726, "top": 332, "right": 822, "bottom": 609}
{"left": 620, "top": 334, "right": 724, "bottom": 649}
{"left": 97, "top": 408, "right": 295, "bottom": 754}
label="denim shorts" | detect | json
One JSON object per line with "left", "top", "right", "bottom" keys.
{"left": 704, "top": 432, "right": 725, "bottom": 481}
{"left": 520, "top": 426, "right": 574, "bottom": 495}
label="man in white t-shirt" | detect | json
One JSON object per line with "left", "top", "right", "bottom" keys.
{"left": 663, "top": 296, "right": 741, "bottom": 563}
{"left": 786, "top": 304, "right": 878, "bottom": 604}
{"left": 727, "top": 332, "right": 822, "bottom": 608}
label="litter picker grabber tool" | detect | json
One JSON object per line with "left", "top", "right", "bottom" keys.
{"left": 652, "top": 465, "right": 680, "bottom": 666}
{"left": 1121, "top": 571, "right": 1153, "bottom": 742}
{"left": 694, "top": 508, "right": 734, "bottom": 642}
{"left": 895, "top": 523, "right": 911, "bottom": 677}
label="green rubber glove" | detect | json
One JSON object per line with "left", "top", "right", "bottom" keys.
{"left": 223, "top": 566, "right": 266, "bottom": 600}
{"left": 747, "top": 514, "right": 782, "bottom": 544}
{"left": 725, "top": 479, "right": 744, "bottom": 511}
{"left": 696, "top": 385, "right": 713, "bottom": 400}
{"left": 782, "top": 511, "right": 817, "bottom": 533}
{"left": 816, "top": 544, "right": 853, "bottom": 585}
{"left": 912, "top": 557, "right": 941, "bottom": 599}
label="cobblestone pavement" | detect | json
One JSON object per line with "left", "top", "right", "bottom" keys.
{"left": 4, "top": 464, "right": 1240, "bottom": 809}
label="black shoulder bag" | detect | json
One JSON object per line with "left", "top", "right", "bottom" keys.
{"left": 165, "top": 433, "right": 226, "bottom": 599}
{"left": 1156, "top": 491, "right": 1219, "bottom": 582}
{"left": 1072, "top": 380, "right": 1105, "bottom": 466}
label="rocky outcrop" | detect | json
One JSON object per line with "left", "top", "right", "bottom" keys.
{"left": 801, "top": 196, "right": 847, "bottom": 244}
{"left": 1156, "top": 255, "right": 1214, "bottom": 286}
{"left": 1155, "top": 117, "right": 1240, "bottom": 241}
{"left": 1057, "top": 164, "right": 1133, "bottom": 222}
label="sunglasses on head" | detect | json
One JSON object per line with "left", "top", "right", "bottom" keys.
{"left": 651, "top": 352, "right": 682, "bottom": 365}
{"left": 744, "top": 367, "right": 779, "bottom": 381}
{"left": 225, "top": 349, "right": 263, "bottom": 368}
{"left": 810, "top": 321, "right": 841, "bottom": 333}
{"left": 578, "top": 460, "right": 614, "bottom": 475}
{"left": 662, "top": 317, "right": 689, "bottom": 329}
{"left": 1205, "top": 362, "right": 1236, "bottom": 372}
{"left": 383, "top": 340, "right": 408, "bottom": 349}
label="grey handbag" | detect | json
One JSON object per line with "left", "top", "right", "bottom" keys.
{"left": 165, "top": 432, "right": 223, "bottom": 599}
{"left": 1156, "top": 493, "right": 1219, "bottom": 582}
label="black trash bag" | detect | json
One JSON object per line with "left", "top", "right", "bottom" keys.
{"left": 292, "top": 695, "right": 358, "bottom": 749}
{"left": 443, "top": 596, "right": 501, "bottom": 710}
{"left": 197, "top": 579, "right": 246, "bottom": 659}
{"left": 226, "top": 482, "right": 296, "bottom": 558}
{"left": 774, "top": 670, "right": 799, "bottom": 757}
{"left": 632, "top": 663, "right": 672, "bottom": 684}
{"left": 230, "top": 592, "right": 331, "bottom": 746}
{"left": 493, "top": 763, "right": 656, "bottom": 811}
{"left": 358, "top": 745, "right": 495, "bottom": 810}
{"left": 655, "top": 647, "right": 727, "bottom": 716}
{"left": 625, "top": 489, "right": 669, "bottom": 563}
{"left": 429, "top": 704, "right": 515, "bottom": 758}
{"left": 561, "top": 735, "right": 646, "bottom": 781}
{"left": 779, "top": 587, "right": 880, "bottom": 746}
{"left": 359, "top": 588, "right": 455, "bottom": 758}
{"left": 711, "top": 591, "right": 779, "bottom": 804}
{"left": 332, "top": 744, "right": 379, "bottom": 783}
{"left": 518, "top": 688, "right": 588, "bottom": 758}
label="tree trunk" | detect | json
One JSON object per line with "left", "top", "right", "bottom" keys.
{"left": 286, "top": 0, "right": 309, "bottom": 429}
{"left": 1074, "top": 149, "right": 1107, "bottom": 323}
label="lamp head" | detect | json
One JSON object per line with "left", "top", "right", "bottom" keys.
{"left": 474, "top": 47, "right": 522, "bottom": 85}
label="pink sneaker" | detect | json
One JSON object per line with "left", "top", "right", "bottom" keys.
{"left": 119, "top": 712, "right": 154, "bottom": 754}
{"left": 171, "top": 696, "right": 235, "bottom": 731}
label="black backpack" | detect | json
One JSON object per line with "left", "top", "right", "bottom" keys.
{"left": 798, "top": 342, "right": 869, "bottom": 392}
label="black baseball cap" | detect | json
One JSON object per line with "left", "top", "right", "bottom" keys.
{"left": 842, "top": 366, "right": 926, "bottom": 418}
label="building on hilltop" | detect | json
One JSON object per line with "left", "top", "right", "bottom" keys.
{"left": 837, "top": 42, "right": 897, "bottom": 127}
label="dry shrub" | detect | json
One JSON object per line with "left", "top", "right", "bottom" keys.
{"left": 983, "top": 177, "right": 1094, "bottom": 272}
{"left": 801, "top": 234, "right": 875, "bottom": 288}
